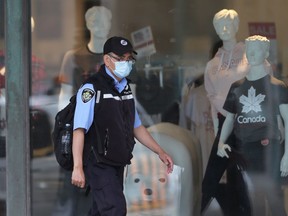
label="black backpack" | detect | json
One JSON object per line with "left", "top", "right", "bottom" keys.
{"left": 52, "top": 95, "right": 77, "bottom": 171}
{"left": 53, "top": 79, "right": 101, "bottom": 171}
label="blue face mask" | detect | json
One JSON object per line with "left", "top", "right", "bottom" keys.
{"left": 114, "top": 61, "right": 133, "bottom": 79}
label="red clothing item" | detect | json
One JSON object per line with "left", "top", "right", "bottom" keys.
{"left": 31, "top": 55, "right": 48, "bottom": 95}
{"left": 0, "top": 74, "right": 4, "bottom": 89}
{"left": 0, "top": 51, "right": 48, "bottom": 95}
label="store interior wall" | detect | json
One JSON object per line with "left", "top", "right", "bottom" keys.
{"left": 227, "top": 0, "right": 288, "bottom": 78}
{"left": 30, "top": 0, "right": 228, "bottom": 82}
{"left": 29, "top": 0, "right": 288, "bottom": 88}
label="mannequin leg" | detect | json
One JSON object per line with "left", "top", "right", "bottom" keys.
{"left": 201, "top": 114, "right": 250, "bottom": 215}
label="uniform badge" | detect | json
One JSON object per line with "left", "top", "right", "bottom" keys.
{"left": 81, "top": 88, "right": 95, "bottom": 103}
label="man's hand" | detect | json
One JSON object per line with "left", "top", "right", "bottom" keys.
{"left": 280, "top": 153, "right": 288, "bottom": 177}
{"left": 158, "top": 151, "right": 174, "bottom": 174}
{"left": 71, "top": 166, "right": 85, "bottom": 188}
{"left": 217, "top": 142, "right": 231, "bottom": 158}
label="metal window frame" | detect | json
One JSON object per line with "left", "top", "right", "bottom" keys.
{"left": 5, "top": 0, "right": 31, "bottom": 215}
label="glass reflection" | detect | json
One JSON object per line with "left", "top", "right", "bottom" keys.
{"left": 0, "top": 1, "right": 286, "bottom": 215}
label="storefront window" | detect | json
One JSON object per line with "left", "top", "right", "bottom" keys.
{"left": 0, "top": 0, "right": 5, "bottom": 214}
{"left": 1, "top": 0, "right": 288, "bottom": 215}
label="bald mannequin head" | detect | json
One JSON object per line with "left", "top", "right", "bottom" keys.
{"left": 85, "top": 6, "right": 112, "bottom": 39}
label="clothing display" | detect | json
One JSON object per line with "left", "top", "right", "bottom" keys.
{"left": 222, "top": 74, "right": 288, "bottom": 215}
{"left": 204, "top": 42, "right": 248, "bottom": 119}
{"left": 202, "top": 9, "right": 255, "bottom": 214}
{"left": 31, "top": 55, "right": 49, "bottom": 95}
{"left": 224, "top": 74, "right": 288, "bottom": 142}
{"left": 185, "top": 85, "right": 214, "bottom": 174}
{"left": 202, "top": 42, "right": 251, "bottom": 215}
{"left": 0, "top": 51, "right": 48, "bottom": 95}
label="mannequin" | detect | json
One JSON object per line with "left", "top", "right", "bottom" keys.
{"left": 58, "top": 6, "right": 112, "bottom": 110}
{"left": 217, "top": 35, "right": 288, "bottom": 215}
{"left": 202, "top": 9, "right": 251, "bottom": 215}
{"left": 205, "top": 9, "right": 247, "bottom": 134}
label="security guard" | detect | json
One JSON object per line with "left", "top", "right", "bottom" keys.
{"left": 71, "top": 36, "right": 174, "bottom": 215}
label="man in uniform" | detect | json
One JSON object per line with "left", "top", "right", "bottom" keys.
{"left": 71, "top": 36, "right": 174, "bottom": 216}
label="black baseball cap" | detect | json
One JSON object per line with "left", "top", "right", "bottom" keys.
{"left": 103, "top": 36, "right": 137, "bottom": 56}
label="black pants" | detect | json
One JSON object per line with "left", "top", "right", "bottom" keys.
{"left": 85, "top": 157, "right": 126, "bottom": 216}
{"left": 201, "top": 114, "right": 251, "bottom": 216}
{"left": 239, "top": 138, "right": 286, "bottom": 216}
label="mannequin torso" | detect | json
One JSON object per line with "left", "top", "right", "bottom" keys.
{"left": 218, "top": 35, "right": 288, "bottom": 176}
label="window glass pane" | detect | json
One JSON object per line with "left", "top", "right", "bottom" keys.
{"left": 0, "top": 0, "right": 5, "bottom": 214}
{"left": 28, "top": 1, "right": 288, "bottom": 216}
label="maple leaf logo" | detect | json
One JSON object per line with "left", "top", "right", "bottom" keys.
{"left": 239, "top": 86, "right": 265, "bottom": 113}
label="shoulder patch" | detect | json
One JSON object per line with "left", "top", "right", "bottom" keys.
{"left": 81, "top": 88, "right": 95, "bottom": 103}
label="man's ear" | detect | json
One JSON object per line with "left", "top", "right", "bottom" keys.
{"left": 103, "top": 54, "right": 110, "bottom": 65}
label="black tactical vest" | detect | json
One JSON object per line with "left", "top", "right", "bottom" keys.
{"left": 83, "top": 65, "right": 136, "bottom": 166}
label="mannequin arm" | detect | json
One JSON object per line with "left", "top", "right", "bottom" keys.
{"left": 279, "top": 104, "right": 288, "bottom": 177}
{"left": 277, "top": 114, "right": 285, "bottom": 143}
{"left": 58, "top": 50, "right": 75, "bottom": 111}
{"left": 217, "top": 112, "right": 235, "bottom": 158}
{"left": 58, "top": 83, "right": 73, "bottom": 111}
